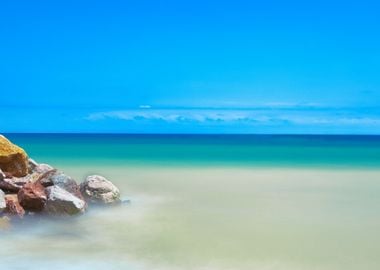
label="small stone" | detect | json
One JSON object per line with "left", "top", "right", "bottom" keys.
{"left": 18, "top": 182, "right": 47, "bottom": 212}
{"left": 0, "top": 135, "right": 29, "bottom": 177}
{"left": 80, "top": 175, "right": 121, "bottom": 204}
{"left": 5, "top": 194, "right": 25, "bottom": 218}
{"left": 45, "top": 186, "right": 86, "bottom": 215}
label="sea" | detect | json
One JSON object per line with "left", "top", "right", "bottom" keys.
{"left": 1, "top": 134, "right": 380, "bottom": 270}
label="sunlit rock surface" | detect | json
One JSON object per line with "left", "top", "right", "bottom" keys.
{"left": 0, "top": 135, "right": 28, "bottom": 177}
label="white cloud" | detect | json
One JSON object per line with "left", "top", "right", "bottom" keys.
{"left": 85, "top": 108, "right": 380, "bottom": 127}
{"left": 86, "top": 109, "right": 256, "bottom": 123}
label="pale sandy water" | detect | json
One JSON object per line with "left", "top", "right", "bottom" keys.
{"left": 1, "top": 166, "right": 380, "bottom": 270}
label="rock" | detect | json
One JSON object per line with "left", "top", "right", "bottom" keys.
{"left": 18, "top": 182, "right": 47, "bottom": 212}
{"left": 33, "top": 163, "right": 55, "bottom": 174}
{"left": 32, "top": 166, "right": 57, "bottom": 187}
{"left": 80, "top": 175, "right": 120, "bottom": 204}
{"left": 0, "top": 135, "right": 29, "bottom": 177}
{"left": 0, "top": 189, "right": 6, "bottom": 212}
{"left": 19, "top": 173, "right": 41, "bottom": 184}
{"left": 49, "top": 172, "right": 83, "bottom": 199}
{"left": 0, "top": 177, "right": 27, "bottom": 192}
{"left": 3, "top": 171, "right": 13, "bottom": 178}
{"left": 25, "top": 162, "right": 56, "bottom": 183}
{"left": 28, "top": 158, "right": 39, "bottom": 173}
{"left": 5, "top": 194, "right": 25, "bottom": 218}
{"left": 0, "top": 169, "right": 4, "bottom": 181}
{"left": 0, "top": 169, "right": 53, "bottom": 192}
{"left": 7, "top": 164, "right": 57, "bottom": 188}
{"left": 45, "top": 186, "right": 86, "bottom": 215}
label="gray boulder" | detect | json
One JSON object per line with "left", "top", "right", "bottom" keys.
{"left": 49, "top": 172, "right": 82, "bottom": 199}
{"left": 80, "top": 175, "right": 120, "bottom": 204}
{"left": 45, "top": 186, "right": 86, "bottom": 215}
{"left": 0, "top": 189, "right": 6, "bottom": 213}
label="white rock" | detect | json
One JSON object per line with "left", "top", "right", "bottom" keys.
{"left": 80, "top": 175, "right": 120, "bottom": 204}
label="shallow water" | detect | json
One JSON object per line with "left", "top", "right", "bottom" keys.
{"left": 1, "top": 135, "right": 380, "bottom": 269}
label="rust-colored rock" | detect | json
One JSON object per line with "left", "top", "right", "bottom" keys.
{"left": 18, "top": 182, "right": 47, "bottom": 212}
{"left": 0, "top": 135, "right": 28, "bottom": 177}
{"left": 5, "top": 194, "right": 25, "bottom": 218}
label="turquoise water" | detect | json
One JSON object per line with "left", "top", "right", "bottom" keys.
{"left": 6, "top": 134, "right": 380, "bottom": 168}
{"left": 1, "top": 134, "right": 380, "bottom": 270}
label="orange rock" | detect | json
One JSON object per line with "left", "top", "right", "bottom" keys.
{"left": 0, "top": 135, "right": 28, "bottom": 177}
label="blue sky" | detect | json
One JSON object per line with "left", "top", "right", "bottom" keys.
{"left": 1, "top": 0, "right": 380, "bottom": 133}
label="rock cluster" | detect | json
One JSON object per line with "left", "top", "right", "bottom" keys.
{"left": 0, "top": 135, "right": 122, "bottom": 226}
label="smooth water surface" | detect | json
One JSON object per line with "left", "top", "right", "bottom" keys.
{"left": 1, "top": 134, "right": 380, "bottom": 270}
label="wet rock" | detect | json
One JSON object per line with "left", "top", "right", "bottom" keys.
{"left": 49, "top": 172, "right": 83, "bottom": 199}
{"left": 80, "top": 175, "right": 120, "bottom": 204}
{"left": 0, "top": 189, "right": 6, "bottom": 212}
{"left": 18, "top": 182, "right": 47, "bottom": 212}
{"left": 0, "top": 135, "right": 29, "bottom": 177}
{"left": 5, "top": 194, "right": 25, "bottom": 218}
{"left": 45, "top": 186, "right": 86, "bottom": 215}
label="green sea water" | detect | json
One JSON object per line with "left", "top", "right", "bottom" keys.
{"left": 7, "top": 134, "right": 380, "bottom": 168}
{"left": 1, "top": 134, "right": 380, "bottom": 270}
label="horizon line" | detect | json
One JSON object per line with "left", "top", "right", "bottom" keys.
{"left": 2, "top": 132, "right": 380, "bottom": 136}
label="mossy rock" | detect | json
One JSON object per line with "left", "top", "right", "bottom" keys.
{"left": 0, "top": 135, "right": 28, "bottom": 177}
